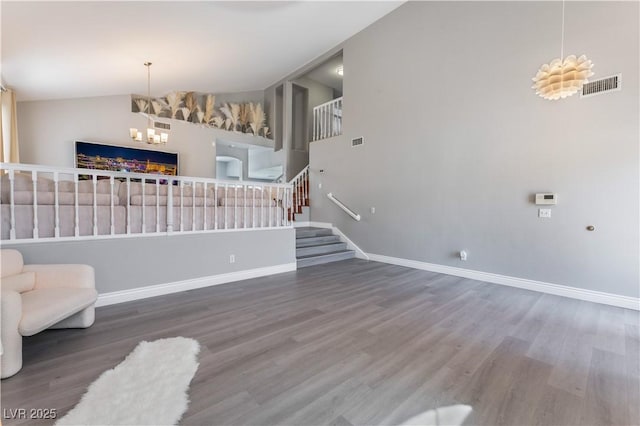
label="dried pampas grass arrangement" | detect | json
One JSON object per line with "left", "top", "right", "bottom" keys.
{"left": 249, "top": 103, "right": 265, "bottom": 136}
{"left": 184, "top": 92, "right": 200, "bottom": 116}
{"left": 212, "top": 116, "right": 225, "bottom": 129}
{"left": 131, "top": 91, "right": 271, "bottom": 139}
{"left": 166, "top": 92, "right": 184, "bottom": 119}
{"left": 134, "top": 98, "right": 148, "bottom": 114}
{"left": 204, "top": 95, "right": 215, "bottom": 125}
{"left": 239, "top": 103, "right": 251, "bottom": 132}
{"left": 219, "top": 103, "right": 234, "bottom": 131}
{"left": 151, "top": 100, "right": 166, "bottom": 115}
{"left": 230, "top": 103, "right": 241, "bottom": 131}
{"left": 179, "top": 107, "right": 191, "bottom": 121}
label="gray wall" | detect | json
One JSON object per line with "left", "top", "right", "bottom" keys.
{"left": 309, "top": 1, "right": 639, "bottom": 298}
{"left": 3, "top": 229, "right": 295, "bottom": 294}
{"left": 292, "top": 76, "right": 335, "bottom": 145}
{"left": 248, "top": 148, "right": 285, "bottom": 179}
{"left": 216, "top": 144, "right": 249, "bottom": 180}
{"left": 17, "top": 95, "right": 218, "bottom": 178}
{"left": 17, "top": 94, "right": 277, "bottom": 179}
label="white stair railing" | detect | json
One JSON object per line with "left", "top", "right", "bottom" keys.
{"left": 0, "top": 162, "right": 293, "bottom": 242}
{"left": 288, "top": 165, "right": 309, "bottom": 220}
{"left": 312, "top": 97, "right": 343, "bottom": 141}
{"left": 327, "top": 192, "right": 360, "bottom": 221}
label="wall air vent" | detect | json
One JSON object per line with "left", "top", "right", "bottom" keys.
{"left": 154, "top": 121, "right": 170, "bottom": 130}
{"left": 581, "top": 74, "right": 621, "bottom": 98}
{"left": 351, "top": 137, "right": 364, "bottom": 147}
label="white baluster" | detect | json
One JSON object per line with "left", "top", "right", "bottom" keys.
{"left": 339, "top": 98, "right": 342, "bottom": 134}
{"left": 167, "top": 178, "right": 174, "bottom": 233}
{"left": 156, "top": 178, "right": 160, "bottom": 233}
{"left": 142, "top": 178, "right": 146, "bottom": 234}
{"left": 126, "top": 177, "right": 131, "bottom": 234}
{"left": 8, "top": 169, "right": 15, "bottom": 240}
{"left": 74, "top": 174, "right": 80, "bottom": 236}
{"left": 268, "top": 186, "right": 272, "bottom": 227}
{"left": 252, "top": 185, "right": 256, "bottom": 228}
{"left": 110, "top": 176, "right": 115, "bottom": 235}
{"left": 260, "top": 185, "right": 264, "bottom": 227}
{"left": 243, "top": 184, "right": 247, "bottom": 229}
{"left": 313, "top": 108, "right": 318, "bottom": 141}
{"left": 180, "top": 180, "right": 185, "bottom": 232}
{"left": 203, "top": 182, "right": 207, "bottom": 231}
{"left": 54, "top": 172, "right": 60, "bottom": 237}
{"left": 192, "top": 181, "right": 196, "bottom": 231}
{"left": 276, "top": 187, "right": 281, "bottom": 227}
{"left": 330, "top": 102, "right": 334, "bottom": 137}
{"left": 325, "top": 105, "right": 329, "bottom": 139}
{"left": 214, "top": 183, "right": 218, "bottom": 230}
{"left": 92, "top": 174, "right": 98, "bottom": 235}
{"left": 224, "top": 184, "right": 228, "bottom": 229}
{"left": 298, "top": 175, "right": 302, "bottom": 211}
{"left": 234, "top": 185, "right": 238, "bottom": 229}
{"left": 286, "top": 187, "right": 291, "bottom": 226}
{"left": 31, "top": 171, "right": 39, "bottom": 238}
{"left": 304, "top": 169, "right": 307, "bottom": 206}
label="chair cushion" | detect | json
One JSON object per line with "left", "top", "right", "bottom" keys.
{"left": 19, "top": 288, "right": 98, "bottom": 336}
{"left": 1, "top": 271, "right": 35, "bottom": 293}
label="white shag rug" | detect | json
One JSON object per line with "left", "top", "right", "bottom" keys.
{"left": 56, "top": 337, "right": 200, "bottom": 426}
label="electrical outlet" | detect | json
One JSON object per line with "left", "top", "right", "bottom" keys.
{"left": 370, "top": 207, "right": 376, "bottom": 214}
{"left": 229, "top": 254, "right": 235, "bottom": 264}
{"left": 460, "top": 250, "right": 468, "bottom": 261}
{"left": 538, "top": 208, "right": 551, "bottom": 218}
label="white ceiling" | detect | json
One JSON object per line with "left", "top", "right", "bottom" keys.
{"left": 1, "top": 1, "right": 402, "bottom": 101}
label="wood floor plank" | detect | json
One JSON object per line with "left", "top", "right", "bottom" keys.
{"left": 582, "top": 348, "right": 629, "bottom": 425}
{"left": 1, "top": 259, "right": 636, "bottom": 426}
{"left": 625, "top": 324, "right": 640, "bottom": 425}
{"left": 547, "top": 300, "right": 600, "bottom": 397}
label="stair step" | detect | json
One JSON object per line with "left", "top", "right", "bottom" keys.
{"left": 297, "top": 250, "right": 356, "bottom": 268}
{"left": 296, "top": 235, "right": 341, "bottom": 248}
{"left": 295, "top": 227, "right": 333, "bottom": 239}
{"left": 296, "top": 242, "right": 347, "bottom": 257}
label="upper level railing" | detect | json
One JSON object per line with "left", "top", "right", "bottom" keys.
{"left": 312, "top": 97, "right": 342, "bottom": 141}
{"left": 0, "top": 162, "right": 293, "bottom": 243}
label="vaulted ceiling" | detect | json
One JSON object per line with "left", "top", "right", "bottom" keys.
{"left": 1, "top": 1, "right": 402, "bottom": 101}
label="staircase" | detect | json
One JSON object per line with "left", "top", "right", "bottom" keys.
{"left": 296, "top": 227, "right": 355, "bottom": 268}
{"left": 288, "top": 166, "right": 356, "bottom": 267}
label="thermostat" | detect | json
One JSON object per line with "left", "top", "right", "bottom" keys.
{"left": 535, "top": 193, "right": 558, "bottom": 205}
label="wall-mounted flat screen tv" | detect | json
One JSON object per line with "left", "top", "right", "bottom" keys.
{"left": 75, "top": 141, "right": 178, "bottom": 176}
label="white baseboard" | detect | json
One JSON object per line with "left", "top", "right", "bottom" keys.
{"left": 367, "top": 253, "right": 639, "bottom": 311}
{"left": 96, "top": 262, "right": 297, "bottom": 307}
{"left": 332, "top": 227, "right": 369, "bottom": 260}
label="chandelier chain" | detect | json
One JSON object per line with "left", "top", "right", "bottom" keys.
{"left": 560, "top": 0, "right": 565, "bottom": 60}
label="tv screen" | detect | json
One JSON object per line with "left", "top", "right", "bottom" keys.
{"left": 75, "top": 141, "right": 178, "bottom": 176}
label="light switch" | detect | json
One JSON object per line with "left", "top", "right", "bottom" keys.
{"left": 538, "top": 208, "right": 551, "bottom": 218}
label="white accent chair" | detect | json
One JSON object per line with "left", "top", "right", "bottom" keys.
{"left": 0, "top": 249, "right": 97, "bottom": 379}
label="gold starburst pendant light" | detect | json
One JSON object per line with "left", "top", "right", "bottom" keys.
{"left": 532, "top": 1, "right": 594, "bottom": 100}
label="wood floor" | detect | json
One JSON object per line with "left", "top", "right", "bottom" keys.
{"left": 2, "top": 259, "right": 638, "bottom": 425}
